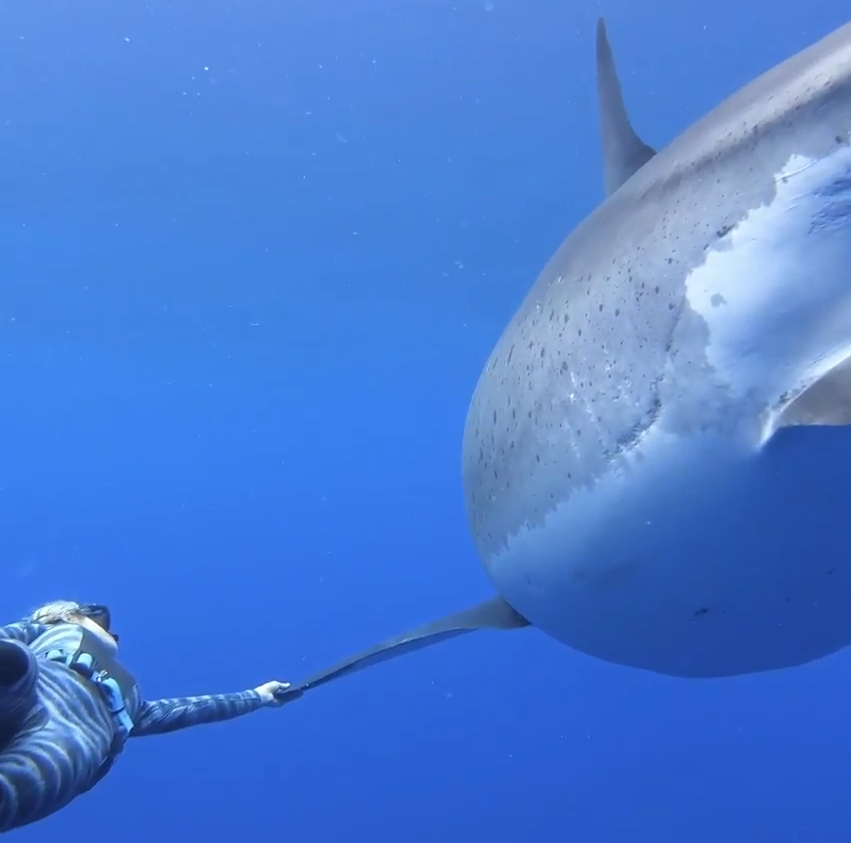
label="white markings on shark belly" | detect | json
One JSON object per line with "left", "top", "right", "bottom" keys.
{"left": 684, "top": 142, "right": 851, "bottom": 411}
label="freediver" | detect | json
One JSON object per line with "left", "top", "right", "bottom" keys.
{"left": 0, "top": 599, "right": 300, "bottom": 832}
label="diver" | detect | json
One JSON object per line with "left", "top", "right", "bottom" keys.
{"left": 0, "top": 599, "right": 300, "bottom": 832}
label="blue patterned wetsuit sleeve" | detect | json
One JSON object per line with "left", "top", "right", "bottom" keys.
{"left": 130, "top": 690, "right": 265, "bottom": 737}
{"left": 0, "top": 620, "right": 49, "bottom": 644}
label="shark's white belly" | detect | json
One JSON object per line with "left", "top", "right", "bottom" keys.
{"left": 484, "top": 142, "right": 851, "bottom": 677}
{"left": 487, "top": 419, "right": 851, "bottom": 677}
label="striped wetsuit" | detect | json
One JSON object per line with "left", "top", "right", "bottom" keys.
{"left": 0, "top": 619, "right": 265, "bottom": 833}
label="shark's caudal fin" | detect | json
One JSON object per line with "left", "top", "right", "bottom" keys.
{"left": 278, "top": 596, "right": 529, "bottom": 701}
{"left": 596, "top": 17, "right": 656, "bottom": 196}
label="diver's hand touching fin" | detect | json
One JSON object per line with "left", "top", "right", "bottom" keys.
{"left": 255, "top": 680, "right": 301, "bottom": 706}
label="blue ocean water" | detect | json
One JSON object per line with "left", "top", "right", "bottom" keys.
{"left": 2, "top": 1, "right": 850, "bottom": 840}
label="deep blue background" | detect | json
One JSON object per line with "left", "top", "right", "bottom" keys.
{"left": 1, "top": 1, "right": 850, "bottom": 840}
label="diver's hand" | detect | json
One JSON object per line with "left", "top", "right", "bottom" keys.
{"left": 254, "top": 680, "right": 299, "bottom": 706}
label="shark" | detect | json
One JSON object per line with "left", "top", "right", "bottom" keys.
{"left": 281, "top": 16, "right": 851, "bottom": 700}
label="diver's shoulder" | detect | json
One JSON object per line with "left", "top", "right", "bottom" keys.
{"left": 29, "top": 623, "right": 83, "bottom": 655}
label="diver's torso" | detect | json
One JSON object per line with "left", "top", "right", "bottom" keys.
{"left": 0, "top": 624, "right": 124, "bottom": 831}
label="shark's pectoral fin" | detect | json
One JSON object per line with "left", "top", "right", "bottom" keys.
{"left": 770, "top": 354, "right": 851, "bottom": 435}
{"left": 596, "top": 17, "right": 656, "bottom": 196}
{"left": 282, "top": 596, "right": 529, "bottom": 699}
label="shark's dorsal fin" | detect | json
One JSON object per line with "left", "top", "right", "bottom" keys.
{"left": 277, "top": 596, "right": 529, "bottom": 702}
{"left": 596, "top": 17, "right": 656, "bottom": 196}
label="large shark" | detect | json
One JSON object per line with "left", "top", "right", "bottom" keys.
{"left": 282, "top": 16, "right": 851, "bottom": 700}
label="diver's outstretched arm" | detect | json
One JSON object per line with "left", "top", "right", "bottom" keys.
{"left": 130, "top": 689, "right": 267, "bottom": 737}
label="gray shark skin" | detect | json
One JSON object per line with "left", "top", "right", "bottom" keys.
{"left": 281, "top": 17, "right": 851, "bottom": 700}
{"left": 464, "top": 18, "right": 851, "bottom": 678}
